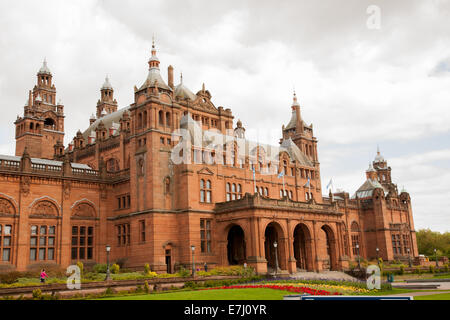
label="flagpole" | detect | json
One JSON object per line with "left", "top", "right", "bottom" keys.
{"left": 253, "top": 166, "right": 256, "bottom": 194}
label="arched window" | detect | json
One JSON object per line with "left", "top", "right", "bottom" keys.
{"left": 166, "top": 112, "right": 171, "bottom": 127}
{"left": 280, "top": 190, "right": 283, "bottom": 198}
{"left": 351, "top": 221, "right": 361, "bottom": 256}
{"left": 264, "top": 187, "right": 268, "bottom": 197}
{"left": 289, "top": 191, "right": 293, "bottom": 199}
{"left": 138, "top": 113, "right": 142, "bottom": 128}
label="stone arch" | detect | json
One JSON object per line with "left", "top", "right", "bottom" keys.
{"left": 226, "top": 224, "right": 247, "bottom": 265}
{"left": 293, "top": 223, "right": 313, "bottom": 271}
{"left": 320, "top": 224, "right": 338, "bottom": 271}
{"left": 264, "top": 221, "right": 287, "bottom": 271}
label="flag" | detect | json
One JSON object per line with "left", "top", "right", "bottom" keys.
{"left": 277, "top": 171, "right": 284, "bottom": 179}
{"left": 326, "top": 178, "right": 333, "bottom": 190}
{"left": 304, "top": 177, "right": 310, "bottom": 188}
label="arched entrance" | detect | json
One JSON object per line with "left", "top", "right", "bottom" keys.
{"left": 264, "top": 222, "right": 286, "bottom": 271}
{"left": 227, "top": 225, "right": 246, "bottom": 265}
{"left": 321, "top": 225, "right": 337, "bottom": 271}
{"left": 293, "top": 224, "right": 313, "bottom": 271}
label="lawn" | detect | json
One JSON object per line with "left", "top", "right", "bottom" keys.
{"left": 413, "top": 292, "right": 450, "bottom": 300}
{"left": 98, "top": 288, "right": 288, "bottom": 300}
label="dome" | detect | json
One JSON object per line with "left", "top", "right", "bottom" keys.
{"left": 102, "top": 76, "right": 113, "bottom": 90}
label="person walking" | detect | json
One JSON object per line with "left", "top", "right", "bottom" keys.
{"left": 204, "top": 262, "right": 208, "bottom": 272}
{"left": 40, "top": 269, "right": 48, "bottom": 284}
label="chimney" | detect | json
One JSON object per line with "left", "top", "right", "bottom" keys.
{"left": 168, "top": 65, "right": 174, "bottom": 89}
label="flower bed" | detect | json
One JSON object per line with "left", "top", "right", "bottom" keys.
{"left": 202, "top": 284, "right": 339, "bottom": 295}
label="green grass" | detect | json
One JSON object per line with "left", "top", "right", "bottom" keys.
{"left": 414, "top": 292, "right": 450, "bottom": 300}
{"left": 98, "top": 288, "right": 288, "bottom": 300}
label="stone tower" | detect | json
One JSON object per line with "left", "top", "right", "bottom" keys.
{"left": 96, "top": 76, "right": 118, "bottom": 118}
{"left": 15, "top": 59, "right": 65, "bottom": 159}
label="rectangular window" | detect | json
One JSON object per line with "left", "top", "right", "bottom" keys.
{"left": 31, "top": 225, "right": 56, "bottom": 262}
{"left": 71, "top": 225, "right": 94, "bottom": 260}
{"left": 0, "top": 224, "right": 13, "bottom": 262}
{"left": 139, "top": 220, "right": 146, "bottom": 243}
{"left": 200, "top": 219, "right": 212, "bottom": 253}
{"left": 117, "top": 223, "right": 131, "bottom": 246}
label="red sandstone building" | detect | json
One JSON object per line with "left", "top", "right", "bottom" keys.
{"left": 0, "top": 44, "right": 418, "bottom": 274}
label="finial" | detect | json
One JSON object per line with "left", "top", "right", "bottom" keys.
{"left": 202, "top": 83, "right": 205, "bottom": 92}
{"left": 152, "top": 34, "right": 155, "bottom": 48}
{"left": 377, "top": 144, "right": 380, "bottom": 155}
{"left": 180, "top": 72, "right": 183, "bottom": 84}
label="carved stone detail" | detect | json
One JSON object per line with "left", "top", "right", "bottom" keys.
{"left": 32, "top": 201, "right": 57, "bottom": 216}
{"left": 20, "top": 176, "right": 31, "bottom": 197}
{"left": 72, "top": 203, "right": 95, "bottom": 218}
{"left": 0, "top": 198, "right": 15, "bottom": 214}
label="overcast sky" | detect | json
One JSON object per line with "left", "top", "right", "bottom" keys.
{"left": 0, "top": 0, "right": 449, "bottom": 232}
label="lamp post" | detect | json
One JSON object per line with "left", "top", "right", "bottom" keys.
{"left": 105, "top": 245, "right": 111, "bottom": 281}
{"left": 434, "top": 248, "right": 438, "bottom": 267}
{"left": 356, "top": 244, "right": 361, "bottom": 269}
{"left": 191, "top": 245, "right": 196, "bottom": 277}
{"left": 376, "top": 247, "right": 380, "bottom": 266}
{"left": 273, "top": 241, "right": 279, "bottom": 275}
{"left": 407, "top": 248, "right": 412, "bottom": 268}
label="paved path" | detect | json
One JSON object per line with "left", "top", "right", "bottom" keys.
{"left": 392, "top": 281, "right": 450, "bottom": 290}
{"left": 387, "top": 290, "right": 450, "bottom": 297}
{"left": 290, "top": 271, "right": 360, "bottom": 282}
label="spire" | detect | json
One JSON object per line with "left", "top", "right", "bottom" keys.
{"left": 148, "top": 36, "right": 160, "bottom": 69}
{"left": 374, "top": 145, "right": 385, "bottom": 163}
{"left": 292, "top": 90, "right": 300, "bottom": 107}
{"left": 38, "top": 58, "right": 51, "bottom": 75}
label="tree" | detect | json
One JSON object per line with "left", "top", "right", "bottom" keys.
{"left": 416, "top": 229, "right": 450, "bottom": 258}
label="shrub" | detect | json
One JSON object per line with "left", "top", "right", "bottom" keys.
{"left": 429, "top": 265, "right": 435, "bottom": 273}
{"left": 26, "top": 263, "right": 65, "bottom": 278}
{"left": 135, "top": 285, "right": 143, "bottom": 293}
{"left": 76, "top": 261, "right": 84, "bottom": 276}
{"left": 144, "top": 281, "right": 150, "bottom": 293}
{"left": 177, "top": 267, "right": 191, "bottom": 278}
{"left": 104, "top": 287, "right": 114, "bottom": 296}
{"left": 444, "top": 264, "right": 449, "bottom": 273}
{"left": 144, "top": 264, "right": 151, "bottom": 275}
{"left": 115, "top": 258, "right": 128, "bottom": 269}
{"left": 111, "top": 264, "right": 120, "bottom": 274}
{"left": 32, "top": 288, "right": 42, "bottom": 300}
{"left": 93, "top": 264, "right": 108, "bottom": 273}
{"left": 399, "top": 265, "right": 405, "bottom": 275}
{"left": 0, "top": 271, "right": 22, "bottom": 284}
